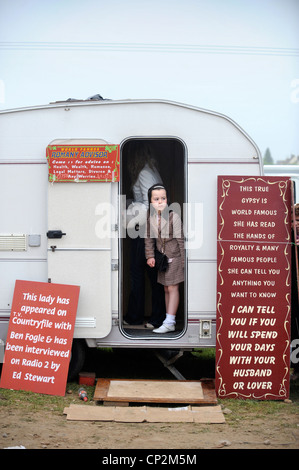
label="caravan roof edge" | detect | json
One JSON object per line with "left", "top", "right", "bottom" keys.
{"left": 0, "top": 97, "right": 247, "bottom": 123}
{"left": 0, "top": 98, "right": 262, "bottom": 164}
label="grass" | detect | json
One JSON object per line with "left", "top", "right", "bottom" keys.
{"left": 219, "top": 394, "right": 298, "bottom": 424}
{"left": 0, "top": 382, "right": 96, "bottom": 414}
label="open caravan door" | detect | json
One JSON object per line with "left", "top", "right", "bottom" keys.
{"left": 46, "top": 140, "right": 120, "bottom": 339}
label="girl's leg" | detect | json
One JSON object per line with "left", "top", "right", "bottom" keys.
{"left": 153, "top": 284, "right": 179, "bottom": 333}
{"left": 166, "top": 284, "right": 179, "bottom": 316}
{"left": 164, "top": 286, "right": 170, "bottom": 312}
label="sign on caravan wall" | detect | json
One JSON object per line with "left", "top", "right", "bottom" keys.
{"left": 216, "top": 176, "right": 292, "bottom": 400}
{"left": 46, "top": 144, "right": 120, "bottom": 182}
{"left": 0, "top": 280, "right": 80, "bottom": 396}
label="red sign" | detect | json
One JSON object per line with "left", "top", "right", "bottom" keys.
{"left": 0, "top": 280, "right": 80, "bottom": 396}
{"left": 216, "top": 176, "right": 292, "bottom": 399}
{"left": 46, "top": 144, "right": 120, "bottom": 182}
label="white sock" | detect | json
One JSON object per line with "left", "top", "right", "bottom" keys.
{"left": 164, "top": 313, "right": 176, "bottom": 325}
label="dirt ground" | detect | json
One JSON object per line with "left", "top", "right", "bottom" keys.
{"left": 1, "top": 400, "right": 299, "bottom": 450}
{"left": 1, "top": 350, "right": 299, "bottom": 451}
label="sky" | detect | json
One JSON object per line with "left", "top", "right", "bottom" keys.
{"left": 0, "top": 0, "right": 298, "bottom": 163}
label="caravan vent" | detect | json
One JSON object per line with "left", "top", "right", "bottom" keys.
{"left": 0, "top": 234, "right": 27, "bottom": 251}
{"left": 75, "top": 317, "right": 96, "bottom": 328}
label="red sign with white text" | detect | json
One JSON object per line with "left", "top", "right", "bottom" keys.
{"left": 46, "top": 144, "right": 120, "bottom": 182}
{"left": 0, "top": 280, "right": 80, "bottom": 396}
{"left": 216, "top": 176, "right": 292, "bottom": 399}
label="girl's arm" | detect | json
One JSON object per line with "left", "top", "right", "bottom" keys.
{"left": 147, "top": 257, "right": 155, "bottom": 267}
{"left": 145, "top": 216, "right": 156, "bottom": 266}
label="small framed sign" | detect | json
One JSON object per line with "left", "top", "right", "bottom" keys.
{"left": 46, "top": 144, "right": 120, "bottom": 182}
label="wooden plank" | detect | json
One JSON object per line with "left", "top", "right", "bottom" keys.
{"left": 63, "top": 404, "right": 225, "bottom": 423}
{"left": 103, "top": 401, "right": 129, "bottom": 407}
{"left": 107, "top": 380, "right": 203, "bottom": 400}
{"left": 93, "top": 378, "right": 217, "bottom": 405}
{"left": 191, "top": 405, "right": 226, "bottom": 424}
{"left": 63, "top": 404, "right": 117, "bottom": 421}
{"left": 94, "top": 378, "right": 110, "bottom": 398}
{"left": 145, "top": 407, "right": 194, "bottom": 423}
{"left": 201, "top": 378, "right": 218, "bottom": 404}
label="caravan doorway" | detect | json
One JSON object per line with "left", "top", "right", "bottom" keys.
{"left": 120, "top": 138, "right": 186, "bottom": 338}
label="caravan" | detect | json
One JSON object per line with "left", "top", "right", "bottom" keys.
{"left": 0, "top": 98, "right": 262, "bottom": 378}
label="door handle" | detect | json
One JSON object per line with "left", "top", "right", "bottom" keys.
{"left": 47, "top": 230, "right": 66, "bottom": 239}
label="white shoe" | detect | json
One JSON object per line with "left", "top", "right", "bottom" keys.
{"left": 153, "top": 323, "right": 175, "bottom": 333}
{"left": 145, "top": 323, "right": 155, "bottom": 329}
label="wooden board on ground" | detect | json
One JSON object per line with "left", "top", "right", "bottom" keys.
{"left": 93, "top": 378, "right": 217, "bottom": 405}
{"left": 63, "top": 404, "right": 225, "bottom": 423}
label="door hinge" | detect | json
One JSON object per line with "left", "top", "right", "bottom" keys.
{"left": 111, "top": 262, "right": 119, "bottom": 271}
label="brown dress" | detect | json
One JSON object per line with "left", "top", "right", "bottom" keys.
{"left": 145, "top": 210, "right": 184, "bottom": 286}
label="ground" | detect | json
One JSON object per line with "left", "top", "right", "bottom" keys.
{"left": 1, "top": 402, "right": 299, "bottom": 450}
{"left": 1, "top": 349, "right": 299, "bottom": 450}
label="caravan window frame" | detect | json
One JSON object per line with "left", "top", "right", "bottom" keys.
{"left": 118, "top": 136, "right": 188, "bottom": 341}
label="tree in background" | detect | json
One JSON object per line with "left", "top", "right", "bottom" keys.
{"left": 263, "top": 148, "right": 274, "bottom": 165}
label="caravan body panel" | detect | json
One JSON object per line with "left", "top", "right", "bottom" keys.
{"left": 0, "top": 99, "right": 261, "bottom": 350}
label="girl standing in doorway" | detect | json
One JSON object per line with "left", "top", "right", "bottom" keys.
{"left": 124, "top": 143, "right": 166, "bottom": 329}
{"left": 145, "top": 184, "right": 185, "bottom": 333}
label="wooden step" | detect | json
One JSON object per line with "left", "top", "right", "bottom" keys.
{"left": 93, "top": 378, "right": 217, "bottom": 406}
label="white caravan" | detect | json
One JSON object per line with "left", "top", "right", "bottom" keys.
{"left": 0, "top": 98, "right": 262, "bottom": 378}
{"left": 264, "top": 165, "right": 299, "bottom": 204}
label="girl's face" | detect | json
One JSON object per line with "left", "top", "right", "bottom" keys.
{"left": 151, "top": 189, "right": 167, "bottom": 212}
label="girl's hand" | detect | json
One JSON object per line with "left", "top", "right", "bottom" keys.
{"left": 147, "top": 258, "right": 155, "bottom": 268}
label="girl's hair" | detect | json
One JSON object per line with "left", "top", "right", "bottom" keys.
{"left": 147, "top": 183, "right": 169, "bottom": 208}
